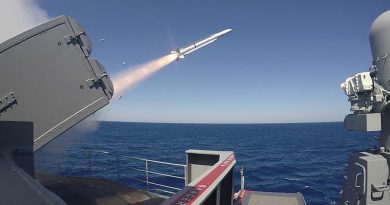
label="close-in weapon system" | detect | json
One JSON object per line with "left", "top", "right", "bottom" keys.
{"left": 340, "top": 11, "right": 390, "bottom": 205}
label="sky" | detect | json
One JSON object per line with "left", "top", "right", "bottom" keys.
{"left": 2, "top": 0, "right": 390, "bottom": 123}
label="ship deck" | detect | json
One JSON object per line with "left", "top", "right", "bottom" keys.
{"left": 36, "top": 173, "right": 166, "bottom": 205}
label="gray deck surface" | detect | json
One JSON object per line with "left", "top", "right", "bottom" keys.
{"left": 36, "top": 173, "right": 166, "bottom": 205}
{"left": 0, "top": 158, "right": 66, "bottom": 205}
{"left": 241, "top": 191, "right": 306, "bottom": 205}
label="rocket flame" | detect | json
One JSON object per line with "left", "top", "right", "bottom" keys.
{"left": 112, "top": 54, "right": 177, "bottom": 96}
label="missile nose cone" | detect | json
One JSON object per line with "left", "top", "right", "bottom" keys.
{"left": 223, "top": 29, "right": 232, "bottom": 35}
{"left": 214, "top": 29, "right": 232, "bottom": 37}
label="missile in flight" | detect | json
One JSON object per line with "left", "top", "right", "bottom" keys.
{"left": 171, "top": 29, "right": 232, "bottom": 60}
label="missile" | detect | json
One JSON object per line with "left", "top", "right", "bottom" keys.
{"left": 171, "top": 29, "right": 232, "bottom": 60}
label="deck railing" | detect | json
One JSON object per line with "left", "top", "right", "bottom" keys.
{"left": 35, "top": 150, "right": 187, "bottom": 196}
{"left": 119, "top": 154, "right": 186, "bottom": 195}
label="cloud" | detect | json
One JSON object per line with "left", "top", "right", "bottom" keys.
{"left": 0, "top": 0, "right": 49, "bottom": 43}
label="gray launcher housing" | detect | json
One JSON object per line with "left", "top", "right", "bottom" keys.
{"left": 0, "top": 16, "right": 113, "bottom": 151}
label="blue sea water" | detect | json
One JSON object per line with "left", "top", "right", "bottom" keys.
{"left": 35, "top": 121, "right": 378, "bottom": 205}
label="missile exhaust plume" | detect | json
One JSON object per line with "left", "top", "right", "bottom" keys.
{"left": 112, "top": 53, "right": 177, "bottom": 96}
{"left": 112, "top": 29, "right": 231, "bottom": 96}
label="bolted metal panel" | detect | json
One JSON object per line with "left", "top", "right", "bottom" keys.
{"left": 0, "top": 16, "right": 113, "bottom": 151}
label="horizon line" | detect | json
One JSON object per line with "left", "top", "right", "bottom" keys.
{"left": 87, "top": 120, "right": 344, "bottom": 125}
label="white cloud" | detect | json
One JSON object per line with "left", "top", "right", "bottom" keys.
{"left": 0, "top": 0, "right": 49, "bottom": 43}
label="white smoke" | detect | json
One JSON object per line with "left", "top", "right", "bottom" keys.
{"left": 0, "top": 0, "right": 49, "bottom": 43}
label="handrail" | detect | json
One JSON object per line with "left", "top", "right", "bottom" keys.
{"left": 148, "top": 181, "right": 182, "bottom": 191}
{"left": 35, "top": 149, "right": 186, "bottom": 196}
{"left": 120, "top": 155, "right": 186, "bottom": 167}
{"left": 147, "top": 170, "right": 185, "bottom": 180}
{"left": 69, "top": 149, "right": 184, "bottom": 167}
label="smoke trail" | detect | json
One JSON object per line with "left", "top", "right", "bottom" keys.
{"left": 0, "top": 0, "right": 49, "bottom": 43}
{"left": 113, "top": 54, "right": 177, "bottom": 96}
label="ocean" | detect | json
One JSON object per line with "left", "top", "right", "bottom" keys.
{"left": 35, "top": 121, "right": 378, "bottom": 205}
